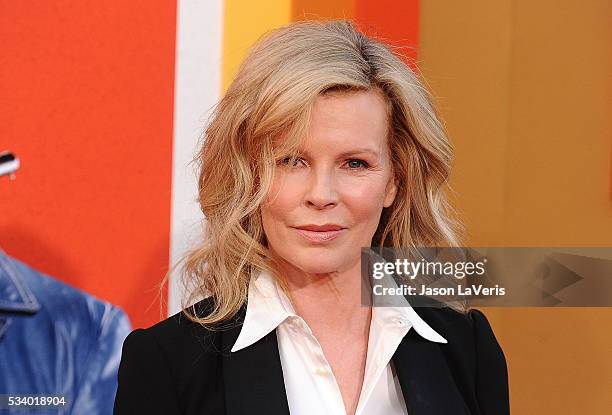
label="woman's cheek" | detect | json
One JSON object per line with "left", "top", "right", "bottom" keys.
{"left": 273, "top": 182, "right": 304, "bottom": 212}
{"left": 340, "top": 179, "right": 389, "bottom": 213}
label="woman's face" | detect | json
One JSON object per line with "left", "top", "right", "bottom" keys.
{"left": 261, "top": 89, "right": 397, "bottom": 276}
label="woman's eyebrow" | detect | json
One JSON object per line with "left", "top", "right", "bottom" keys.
{"left": 300, "top": 148, "right": 381, "bottom": 158}
{"left": 338, "top": 149, "right": 380, "bottom": 158}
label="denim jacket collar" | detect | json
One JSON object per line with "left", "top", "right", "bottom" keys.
{"left": 0, "top": 247, "right": 40, "bottom": 314}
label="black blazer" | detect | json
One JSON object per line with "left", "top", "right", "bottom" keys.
{"left": 114, "top": 297, "right": 509, "bottom": 414}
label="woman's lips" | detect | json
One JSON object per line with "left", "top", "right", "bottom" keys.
{"left": 294, "top": 228, "right": 345, "bottom": 243}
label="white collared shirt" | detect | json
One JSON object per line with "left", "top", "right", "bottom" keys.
{"left": 231, "top": 269, "right": 447, "bottom": 415}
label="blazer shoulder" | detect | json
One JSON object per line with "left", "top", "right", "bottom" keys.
{"left": 416, "top": 305, "right": 507, "bottom": 357}
{"left": 120, "top": 296, "right": 231, "bottom": 388}
{"left": 115, "top": 297, "right": 232, "bottom": 414}
{"left": 415, "top": 305, "right": 509, "bottom": 414}
{"left": 141, "top": 296, "right": 226, "bottom": 357}
{"left": 467, "top": 309, "right": 510, "bottom": 414}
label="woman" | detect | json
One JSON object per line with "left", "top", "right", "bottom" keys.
{"left": 114, "top": 20, "right": 509, "bottom": 415}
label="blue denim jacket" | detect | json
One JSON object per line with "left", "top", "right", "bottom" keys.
{"left": 0, "top": 249, "right": 131, "bottom": 414}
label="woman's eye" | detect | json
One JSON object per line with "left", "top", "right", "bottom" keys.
{"left": 279, "top": 157, "right": 304, "bottom": 167}
{"left": 346, "top": 159, "right": 369, "bottom": 170}
{"left": 278, "top": 157, "right": 369, "bottom": 170}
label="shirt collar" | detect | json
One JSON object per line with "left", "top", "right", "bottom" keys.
{"left": 231, "top": 268, "right": 297, "bottom": 352}
{"left": 0, "top": 247, "right": 41, "bottom": 314}
{"left": 231, "top": 267, "right": 447, "bottom": 353}
{"left": 371, "top": 265, "right": 448, "bottom": 343}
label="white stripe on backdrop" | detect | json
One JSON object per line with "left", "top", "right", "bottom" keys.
{"left": 169, "top": 0, "right": 224, "bottom": 316}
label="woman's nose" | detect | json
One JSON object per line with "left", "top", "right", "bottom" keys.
{"left": 303, "top": 168, "right": 339, "bottom": 209}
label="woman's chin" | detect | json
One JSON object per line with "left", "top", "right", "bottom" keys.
{"left": 271, "top": 247, "right": 357, "bottom": 276}
{"left": 289, "top": 257, "right": 348, "bottom": 276}
{"left": 299, "top": 267, "right": 339, "bottom": 276}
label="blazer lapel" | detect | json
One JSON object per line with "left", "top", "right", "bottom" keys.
{"left": 220, "top": 310, "right": 290, "bottom": 415}
{"left": 393, "top": 329, "right": 471, "bottom": 415}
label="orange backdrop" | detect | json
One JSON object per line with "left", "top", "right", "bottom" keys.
{"left": 0, "top": 0, "right": 177, "bottom": 329}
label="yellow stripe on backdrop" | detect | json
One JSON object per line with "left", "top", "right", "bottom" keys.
{"left": 222, "top": 0, "right": 292, "bottom": 92}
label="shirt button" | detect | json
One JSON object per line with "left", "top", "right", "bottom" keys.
{"left": 397, "top": 318, "right": 408, "bottom": 326}
{"left": 315, "top": 367, "right": 330, "bottom": 376}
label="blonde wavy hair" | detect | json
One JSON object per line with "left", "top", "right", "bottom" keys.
{"left": 167, "top": 19, "right": 464, "bottom": 327}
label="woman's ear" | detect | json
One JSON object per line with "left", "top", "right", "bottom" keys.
{"left": 383, "top": 174, "right": 398, "bottom": 208}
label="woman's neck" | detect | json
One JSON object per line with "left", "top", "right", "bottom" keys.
{"left": 278, "top": 259, "right": 371, "bottom": 332}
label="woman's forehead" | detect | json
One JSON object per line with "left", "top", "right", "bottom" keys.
{"left": 274, "top": 93, "right": 389, "bottom": 152}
